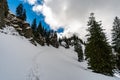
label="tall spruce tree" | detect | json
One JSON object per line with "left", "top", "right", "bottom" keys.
{"left": 112, "top": 17, "right": 120, "bottom": 70}
{"left": 16, "top": 3, "right": 26, "bottom": 21}
{"left": 23, "top": 9, "right": 26, "bottom": 21}
{"left": 37, "top": 22, "right": 44, "bottom": 37}
{"left": 31, "top": 18, "right": 37, "bottom": 39}
{"left": 49, "top": 31, "right": 59, "bottom": 48}
{"left": 85, "top": 13, "right": 115, "bottom": 76}
{"left": 46, "top": 31, "right": 50, "bottom": 46}
{"left": 31, "top": 18, "right": 37, "bottom": 31}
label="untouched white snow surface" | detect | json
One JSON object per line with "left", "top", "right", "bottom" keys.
{"left": 0, "top": 28, "right": 120, "bottom": 80}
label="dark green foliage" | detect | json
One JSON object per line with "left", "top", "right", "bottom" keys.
{"left": 23, "top": 9, "right": 26, "bottom": 21}
{"left": 59, "top": 34, "right": 84, "bottom": 61}
{"left": 116, "top": 55, "right": 120, "bottom": 70}
{"left": 112, "top": 17, "right": 120, "bottom": 70}
{"left": 45, "top": 31, "right": 50, "bottom": 46}
{"left": 37, "top": 22, "right": 45, "bottom": 37}
{"left": 31, "top": 18, "right": 38, "bottom": 41}
{"left": 31, "top": 18, "right": 37, "bottom": 31}
{"left": 31, "top": 19, "right": 59, "bottom": 47}
{"left": 73, "top": 35, "right": 83, "bottom": 62}
{"left": 49, "top": 31, "right": 59, "bottom": 48}
{"left": 64, "top": 37, "right": 70, "bottom": 48}
{"left": 31, "top": 19, "right": 45, "bottom": 46}
{"left": 59, "top": 37, "right": 70, "bottom": 48}
{"left": 85, "top": 13, "right": 115, "bottom": 76}
{"left": 74, "top": 44, "right": 83, "bottom": 62}
{"left": 16, "top": 4, "right": 26, "bottom": 21}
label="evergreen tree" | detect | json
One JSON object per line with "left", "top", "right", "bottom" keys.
{"left": 74, "top": 43, "right": 83, "bottom": 62}
{"left": 31, "top": 19, "right": 46, "bottom": 46}
{"left": 31, "top": 18, "right": 37, "bottom": 31}
{"left": 23, "top": 9, "right": 26, "bottom": 21}
{"left": 71, "top": 34, "right": 84, "bottom": 62}
{"left": 85, "top": 13, "right": 115, "bottom": 76}
{"left": 37, "top": 22, "right": 44, "bottom": 37}
{"left": 16, "top": 3, "right": 26, "bottom": 21}
{"left": 53, "top": 32, "right": 59, "bottom": 48}
{"left": 74, "top": 40, "right": 83, "bottom": 61}
{"left": 49, "top": 31, "right": 59, "bottom": 48}
{"left": 64, "top": 37, "right": 70, "bottom": 48}
{"left": 112, "top": 17, "right": 120, "bottom": 70}
{"left": 46, "top": 31, "right": 50, "bottom": 46}
{"left": 31, "top": 18, "right": 38, "bottom": 40}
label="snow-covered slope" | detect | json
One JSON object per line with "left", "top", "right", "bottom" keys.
{"left": 0, "top": 30, "right": 40, "bottom": 80}
{"left": 0, "top": 27, "right": 119, "bottom": 80}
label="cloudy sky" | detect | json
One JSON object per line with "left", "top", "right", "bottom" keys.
{"left": 8, "top": 0, "right": 120, "bottom": 40}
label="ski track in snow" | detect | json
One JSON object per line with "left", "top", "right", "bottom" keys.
{"left": 29, "top": 46, "right": 120, "bottom": 80}
{"left": 27, "top": 49, "right": 48, "bottom": 80}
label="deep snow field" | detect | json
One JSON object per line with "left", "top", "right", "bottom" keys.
{"left": 0, "top": 27, "right": 120, "bottom": 80}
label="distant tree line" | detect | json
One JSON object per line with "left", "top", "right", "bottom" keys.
{"left": 14, "top": 3, "right": 120, "bottom": 76}
{"left": 31, "top": 18, "right": 59, "bottom": 48}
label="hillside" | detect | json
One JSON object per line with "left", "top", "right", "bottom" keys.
{"left": 0, "top": 27, "right": 119, "bottom": 80}
{"left": 0, "top": 0, "right": 120, "bottom": 80}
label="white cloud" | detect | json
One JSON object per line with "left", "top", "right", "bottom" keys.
{"left": 41, "top": 4, "right": 61, "bottom": 30}
{"left": 32, "top": 4, "right": 43, "bottom": 13}
{"left": 25, "top": 0, "right": 120, "bottom": 40}
{"left": 26, "top": 0, "right": 37, "bottom": 5}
